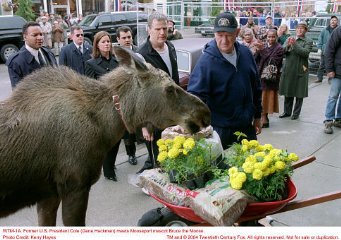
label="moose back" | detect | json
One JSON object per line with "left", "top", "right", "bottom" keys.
{"left": 0, "top": 46, "right": 210, "bottom": 226}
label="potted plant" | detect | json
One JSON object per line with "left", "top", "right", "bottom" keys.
{"left": 222, "top": 133, "right": 299, "bottom": 201}
{"left": 156, "top": 136, "right": 216, "bottom": 189}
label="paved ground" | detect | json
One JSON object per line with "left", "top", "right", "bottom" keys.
{"left": 0, "top": 48, "right": 340, "bottom": 226}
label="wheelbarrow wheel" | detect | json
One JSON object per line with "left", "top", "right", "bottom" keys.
{"left": 138, "top": 207, "right": 196, "bottom": 226}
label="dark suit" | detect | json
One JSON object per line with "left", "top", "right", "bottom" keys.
{"left": 137, "top": 37, "right": 179, "bottom": 173}
{"left": 59, "top": 42, "right": 92, "bottom": 75}
{"left": 6, "top": 46, "right": 57, "bottom": 88}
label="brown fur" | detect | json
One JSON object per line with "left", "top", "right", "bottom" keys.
{"left": 0, "top": 46, "right": 210, "bottom": 226}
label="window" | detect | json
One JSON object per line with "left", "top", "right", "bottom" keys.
{"left": 98, "top": 15, "right": 112, "bottom": 26}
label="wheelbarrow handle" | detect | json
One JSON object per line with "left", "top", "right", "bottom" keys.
{"left": 292, "top": 155, "right": 316, "bottom": 169}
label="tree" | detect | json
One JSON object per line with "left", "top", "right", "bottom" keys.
{"left": 15, "top": 0, "right": 36, "bottom": 21}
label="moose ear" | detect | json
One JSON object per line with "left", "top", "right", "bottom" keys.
{"left": 112, "top": 46, "right": 148, "bottom": 72}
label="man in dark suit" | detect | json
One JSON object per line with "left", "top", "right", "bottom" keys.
{"left": 59, "top": 25, "right": 92, "bottom": 75}
{"left": 137, "top": 12, "right": 179, "bottom": 174}
{"left": 6, "top": 22, "right": 57, "bottom": 89}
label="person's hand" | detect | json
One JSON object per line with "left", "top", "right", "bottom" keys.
{"left": 253, "top": 118, "right": 262, "bottom": 135}
{"left": 317, "top": 49, "right": 322, "bottom": 55}
{"left": 142, "top": 127, "right": 154, "bottom": 141}
{"left": 327, "top": 71, "right": 335, "bottom": 79}
{"left": 288, "top": 37, "right": 296, "bottom": 45}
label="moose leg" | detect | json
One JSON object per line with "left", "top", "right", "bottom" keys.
{"left": 37, "top": 196, "right": 61, "bottom": 226}
{"left": 61, "top": 188, "right": 90, "bottom": 226}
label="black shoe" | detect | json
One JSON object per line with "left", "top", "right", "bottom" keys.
{"left": 279, "top": 113, "right": 291, "bottom": 118}
{"left": 128, "top": 155, "right": 137, "bottom": 165}
{"left": 291, "top": 115, "right": 299, "bottom": 120}
{"left": 136, "top": 167, "right": 152, "bottom": 174}
{"left": 105, "top": 172, "right": 117, "bottom": 182}
{"left": 314, "top": 79, "right": 322, "bottom": 83}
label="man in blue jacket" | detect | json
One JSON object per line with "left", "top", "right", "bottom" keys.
{"left": 188, "top": 12, "right": 262, "bottom": 149}
{"left": 323, "top": 25, "right": 341, "bottom": 134}
{"left": 6, "top": 22, "right": 57, "bottom": 89}
{"left": 59, "top": 25, "right": 92, "bottom": 75}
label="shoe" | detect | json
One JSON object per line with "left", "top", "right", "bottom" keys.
{"left": 105, "top": 172, "right": 117, "bottom": 182}
{"left": 128, "top": 155, "right": 137, "bottom": 165}
{"left": 279, "top": 113, "right": 291, "bottom": 118}
{"left": 334, "top": 119, "right": 341, "bottom": 128}
{"left": 314, "top": 79, "right": 322, "bottom": 83}
{"left": 262, "top": 122, "right": 269, "bottom": 128}
{"left": 291, "top": 115, "right": 299, "bottom": 120}
{"left": 324, "top": 121, "right": 334, "bottom": 134}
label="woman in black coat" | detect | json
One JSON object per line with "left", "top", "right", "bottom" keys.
{"left": 85, "top": 31, "right": 137, "bottom": 182}
{"left": 256, "top": 29, "right": 284, "bottom": 128}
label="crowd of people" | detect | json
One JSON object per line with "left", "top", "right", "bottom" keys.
{"left": 5, "top": 10, "right": 341, "bottom": 184}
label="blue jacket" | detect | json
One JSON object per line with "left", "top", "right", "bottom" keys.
{"left": 59, "top": 42, "right": 92, "bottom": 75}
{"left": 188, "top": 40, "right": 262, "bottom": 128}
{"left": 6, "top": 46, "right": 57, "bottom": 88}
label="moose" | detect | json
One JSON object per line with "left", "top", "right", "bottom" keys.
{"left": 0, "top": 46, "right": 211, "bottom": 226}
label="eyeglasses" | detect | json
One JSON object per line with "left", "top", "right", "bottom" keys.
{"left": 75, "top": 34, "right": 84, "bottom": 37}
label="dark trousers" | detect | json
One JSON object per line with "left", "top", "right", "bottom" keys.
{"left": 140, "top": 128, "right": 162, "bottom": 171}
{"left": 103, "top": 131, "right": 136, "bottom": 178}
{"left": 284, "top": 96, "right": 303, "bottom": 117}
{"left": 213, "top": 124, "right": 257, "bottom": 150}
{"left": 103, "top": 141, "right": 120, "bottom": 178}
{"left": 317, "top": 53, "right": 326, "bottom": 81}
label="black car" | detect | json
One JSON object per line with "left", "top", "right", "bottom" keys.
{"left": 0, "top": 15, "right": 27, "bottom": 62}
{"left": 78, "top": 11, "right": 148, "bottom": 45}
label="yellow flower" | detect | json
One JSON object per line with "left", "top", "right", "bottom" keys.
{"left": 252, "top": 169, "right": 263, "bottom": 180}
{"left": 242, "top": 161, "right": 254, "bottom": 173}
{"left": 168, "top": 148, "right": 179, "bottom": 159}
{"left": 173, "top": 136, "right": 186, "bottom": 145}
{"left": 249, "top": 140, "right": 259, "bottom": 148}
{"left": 241, "top": 145, "right": 248, "bottom": 152}
{"left": 183, "top": 138, "right": 195, "bottom": 150}
{"left": 230, "top": 178, "right": 243, "bottom": 190}
{"left": 288, "top": 153, "right": 299, "bottom": 161}
{"left": 157, "top": 151, "right": 168, "bottom": 162}
{"left": 254, "top": 151, "right": 266, "bottom": 158}
{"left": 255, "top": 145, "right": 264, "bottom": 152}
{"left": 228, "top": 167, "right": 239, "bottom": 176}
{"left": 245, "top": 155, "right": 257, "bottom": 163}
{"left": 263, "top": 144, "right": 274, "bottom": 151}
{"left": 237, "top": 172, "right": 247, "bottom": 183}
{"left": 241, "top": 139, "right": 249, "bottom": 146}
{"left": 156, "top": 139, "right": 165, "bottom": 147}
{"left": 165, "top": 139, "right": 173, "bottom": 145}
{"left": 158, "top": 145, "right": 167, "bottom": 152}
{"left": 183, "top": 149, "right": 188, "bottom": 155}
{"left": 173, "top": 142, "right": 182, "bottom": 149}
{"left": 275, "top": 160, "right": 286, "bottom": 170}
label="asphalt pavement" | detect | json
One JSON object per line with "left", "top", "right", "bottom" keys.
{"left": 0, "top": 39, "right": 340, "bottom": 226}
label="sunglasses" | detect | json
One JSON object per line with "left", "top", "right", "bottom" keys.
{"left": 75, "top": 34, "right": 84, "bottom": 37}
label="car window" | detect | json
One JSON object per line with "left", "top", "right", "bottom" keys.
{"left": 79, "top": 15, "right": 97, "bottom": 27}
{"left": 98, "top": 15, "right": 112, "bottom": 26}
{"left": 0, "top": 17, "right": 25, "bottom": 29}
{"left": 111, "top": 14, "right": 126, "bottom": 24}
{"left": 176, "top": 50, "right": 191, "bottom": 72}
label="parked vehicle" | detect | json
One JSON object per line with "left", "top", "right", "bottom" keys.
{"left": 0, "top": 15, "right": 27, "bottom": 62}
{"left": 171, "top": 37, "right": 212, "bottom": 90}
{"left": 194, "top": 22, "right": 214, "bottom": 37}
{"left": 78, "top": 11, "right": 148, "bottom": 45}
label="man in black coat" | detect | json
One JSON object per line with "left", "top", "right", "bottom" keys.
{"left": 6, "top": 22, "right": 57, "bottom": 89}
{"left": 137, "top": 12, "right": 179, "bottom": 174}
{"left": 59, "top": 25, "right": 92, "bottom": 75}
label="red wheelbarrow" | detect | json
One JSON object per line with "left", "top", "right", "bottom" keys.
{"left": 143, "top": 156, "right": 341, "bottom": 226}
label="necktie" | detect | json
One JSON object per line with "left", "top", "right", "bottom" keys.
{"left": 79, "top": 46, "right": 82, "bottom": 55}
{"left": 38, "top": 51, "right": 46, "bottom": 67}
